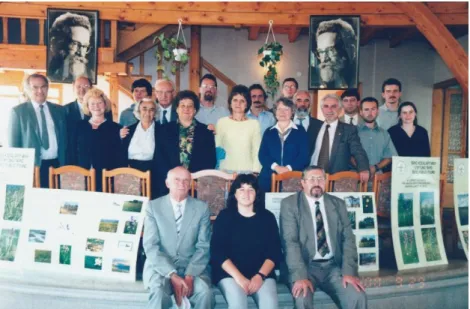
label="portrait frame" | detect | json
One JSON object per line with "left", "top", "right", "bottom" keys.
{"left": 46, "top": 8, "right": 99, "bottom": 84}
{"left": 308, "top": 15, "right": 360, "bottom": 90}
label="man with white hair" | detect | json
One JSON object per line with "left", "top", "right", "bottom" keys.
{"left": 155, "top": 79, "right": 178, "bottom": 125}
{"left": 293, "top": 90, "right": 320, "bottom": 132}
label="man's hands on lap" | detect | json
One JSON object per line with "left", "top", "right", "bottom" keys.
{"left": 342, "top": 275, "right": 365, "bottom": 292}
{"left": 292, "top": 279, "right": 314, "bottom": 298}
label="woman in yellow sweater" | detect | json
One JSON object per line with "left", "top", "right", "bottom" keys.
{"left": 216, "top": 85, "right": 262, "bottom": 174}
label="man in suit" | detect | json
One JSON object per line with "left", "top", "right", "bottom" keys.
{"left": 339, "top": 89, "right": 363, "bottom": 126}
{"left": 280, "top": 165, "right": 367, "bottom": 309}
{"left": 293, "top": 90, "right": 318, "bottom": 132}
{"left": 155, "top": 79, "right": 178, "bottom": 125}
{"left": 307, "top": 93, "right": 369, "bottom": 182}
{"left": 143, "top": 166, "right": 214, "bottom": 309}
{"left": 119, "top": 78, "right": 153, "bottom": 127}
{"left": 8, "top": 73, "right": 67, "bottom": 187}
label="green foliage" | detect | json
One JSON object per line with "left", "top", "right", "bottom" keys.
{"left": 258, "top": 42, "right": 283, "bottom": 100}
{"left": 154, "top": 33, "right": 189, "bottom": 78}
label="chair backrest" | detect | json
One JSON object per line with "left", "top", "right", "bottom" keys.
{"left": 102, "top": 168, "right": 151, "bottom": 199}
{"left": 33, "top": 166, "right": 40, "bottom": 188}
{"left": 372, "top": 172, "right": 392, "bottom": 218}
{"left": 271, "top": 171, "right": 303, "bottom": 193}
{"left": 49, "top": 165, "right": 96, "bottom": 192}
{"left": 326, "top": 171, "right": 367, "bottom": 193}
{"left": 190, "top": 169, "right": 236, "bottom": 217}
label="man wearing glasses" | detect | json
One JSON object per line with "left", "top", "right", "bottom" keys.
{"left": 281, "top": 78, "right": 299, "bottom": 100}
{"left": 48, "top": 12, "right": 95, "bottom": 83}
{"left": 155, "top": 79, "right": 177, "bottom": 125}
{"left": 195, "top": 74, "right": 229, "bottom": 132}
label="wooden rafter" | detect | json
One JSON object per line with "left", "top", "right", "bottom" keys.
{"left": 201, "top": 58, "right": 236, "bottom": 93}
{"left": 248, "top": 27, "right": 260, "bottom": 41}
{"left": 189, "top": 26, "right": 201, "bottom": 93}
{"left": 288, "top": 27, "right": 301, "bottom": 43}
{"left": 117, "top": 24, "right": 165, "bottom": 55}
{"left": 395, "top": 2, "right": 468, "bottom": 94}
{"left": 360, "top": 27, "right": 380, "bottom": 46}
{"left": 389, "top": 27, "right": 417, "bottom": 48}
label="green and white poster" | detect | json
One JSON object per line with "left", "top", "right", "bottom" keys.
{"left": 391, "top": 156, "right": 448, "bottom": 270}
{"left": 453, "top": 158, "right": 468, "bottom": 259}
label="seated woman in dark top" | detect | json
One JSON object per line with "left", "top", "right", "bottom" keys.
{"left": 154, "top": 90, "right": 216, "bottom": 197}
{"left": 211, "top": 174, "right": 282, "bottom": 309}
{"left": 388, "top": 101, "right": 431, "bottom": 157}
{"left": 75, "top": 88, "right": 124, "bottom": 191}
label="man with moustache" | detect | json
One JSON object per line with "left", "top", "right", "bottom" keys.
{"left": 293, "top": 90, "right": 321, "bottom": 132}
{"left": 358, "top": 97, "right": 397, "bottom": 187}
{"left": 119, "top": 78, "right": 153, "bottom": 127}
{"left": 377, "top": 78, "right": 402, "bottom": 130}
{"left": 339, "top": 89, "right": 363, "bottom": 126}
{"left": 195, "top": 74, "right": 229, "bottom": 131}
{"left": 280, "top": 165, "right": 367, "bottom": 309}
{"left": 246, "top": 84, "right": 276, "bottom": 136}
{"left": 281, "top": 78, "right": 299, "bottom": 100}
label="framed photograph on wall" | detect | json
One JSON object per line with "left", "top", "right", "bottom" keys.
{"left": 46, "top": 8, "right": 99, "bottom": 84}
{"left": 308, "top": 15, "right": 360, "bottom": 90}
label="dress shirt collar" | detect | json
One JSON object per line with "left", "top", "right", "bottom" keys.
{"left": 324, "top": 119, "right": 339, "bottom": 130}
{"left": 271, "top": 120, "right": 298, "bottom": 131}
{"left": 160, "top": 105, "right": 172, "bottom": 112}
{"left": 31, "top": 101, "right": 47, "bottom": 109}
{"left": 305, "top": 193, "right": 325, "bottom": 207}
{"left": 358, "top": 122, "right": 379, "bottom": 131}
{"left": 138, "top": 120, "right": 155, "bottom": 132}
{"left": 169, "top": 196, "right": 187, "bottom": 215}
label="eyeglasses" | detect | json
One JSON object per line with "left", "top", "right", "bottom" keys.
{"left": 155, "top": 91, "right": 173, "bottom": 96}
{"left": 76, "top": 85, "right": 91, "bottom": 90}
{"left": 303, "top": 177, "right": 325, "bottom": 182}
{"left": 283, "top": 85, "right": 297, "bottom": 90}
{"left": 141, "top": 107, "right": 156, "bottom": 113}
{"left": 69, "top": 40, "right": 92, "bottom": 54}
{"left": 201, "top": 84, "right": 217, "bottom": 90}
{"left": 315, "top": 46, "right": 337, "bottom": 59}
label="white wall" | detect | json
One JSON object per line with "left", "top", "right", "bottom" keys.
{"left": 433, "top": 35, "right": 468, "bottom": 83}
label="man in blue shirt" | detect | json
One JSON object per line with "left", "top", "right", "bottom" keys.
{"left": 246, "top": 84, "right": 276, "bottom": 136}
{"left": 119, "top": 78, "right": 153, "bottom": 127}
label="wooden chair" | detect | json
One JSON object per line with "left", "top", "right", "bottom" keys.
{"left": 271, "top": 171, "right": 303, "bottom": 193}
{"left": 373, "top": 172, "right": 392, "bottom": 218}
{"left": 49, "top": 165, "right": 96, "bottom": 191}
{"left": 33, "top": 166, "right": 40, "bottom": 188}
{"left": 102, "top": 168, "right": 151, "bottom": 199}
{"left": 190, "top": 169, "right": 237, "bottom": 219}
{"left": 326, "top": 171, "right": 367, "bottom": 193}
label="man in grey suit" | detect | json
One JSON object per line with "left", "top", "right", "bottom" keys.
{"left": 280, "top": 165, "right": 367, "bottom": 309}
{"left": 8, "top": 73, "right": 67, "bottom": 188}
{"left": 143, "top": 166, "right": 214, "bottom": 309}
{"left": 339, "top": 89, "right": 364, "bottom": 126}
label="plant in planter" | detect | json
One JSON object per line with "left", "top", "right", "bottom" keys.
{"left": 258, "top": 41, "right": 283, "bottom": 100}
{"left": 154, "top": 32, "right": 189, "bottom": 78}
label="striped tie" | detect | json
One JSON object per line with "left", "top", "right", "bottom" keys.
{"left": 315, "top": 201, "right": 330, "bottom": 257}
{"left": 175, "top": 203, "right": 183, "bottom": 236}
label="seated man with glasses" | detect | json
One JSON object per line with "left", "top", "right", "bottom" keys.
{"left": 195, "top": 74, "right": 230, "bottom": 132}
{"left": 48, "top": 12, "right": 96, "bottom": 83}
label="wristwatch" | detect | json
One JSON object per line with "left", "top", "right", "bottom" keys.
{"left": 257, "top": 272, "right": 267, "bottom": 280}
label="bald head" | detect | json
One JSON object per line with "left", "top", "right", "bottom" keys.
{"left": 166, "top": 166, "right": 191, "bottom": 201}
{"left": 155, "top": 79, "right": 175, "bottom": 108}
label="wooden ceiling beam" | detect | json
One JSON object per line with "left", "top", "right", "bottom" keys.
{"left": 389, "top": 28, "right": 417, "bottom": 48}
{"left": 117, "top": 24, "right": 165, "bottom": 54}
{"left": 288, "top": 27, "right": 301, "bottom": 43}
{"left": 248, "top": 27, "right": 260, "bottom": 41}
{"left": 395, "top": 2, "right": 468, "bottom": 94}
{"left": 360, "top": 27, "right": 380, "bottom": 46}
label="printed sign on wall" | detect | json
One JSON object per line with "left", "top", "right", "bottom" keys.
{"left": 453, "top": 158, "right": 468, "bottom": 259}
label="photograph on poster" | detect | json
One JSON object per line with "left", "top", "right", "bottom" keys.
{"left": 420, "top": 192, "right": 435, "bottom": 225}
{"left": 358, "top": 235, "right": 376, "bottom": 248}
{"left": 3, "top": 184, "right": 25, "bottom": 222}
{"left": 359, "top": 253, "right": 376, "bottom": 266}
{"left": 358, "top": 216, "right": 375, "bottom": 229}
{"left": 0, "top": 229, "right": 20, "bottom": 261}
{"left": 28, "top": 229, "right": 46, "bottom": 243}
{"left": 112, "top": 258, "right": 130, "bottom": 273}
{"left": 344, "top": 195, "right": 360, "bottom": 208}
{"left": 123, "top": 218, "right": 138, "bottom": 235}
{"left": 458, "top": 193, "right": 468, "bottom": 208}
{"left": 60, "top": 202, "right": 79, "bottom": 215}
{"left": 98, "top": 219, "right": 119, "bottom": 233}
{"left": 399, "top": 229, "right": 419, "bottom": 264}
{"left": 362, "top": 195, "right": 373, "bottom": 214}
{"left": 458, "top": 194, "right": 468, "bottom": 226}
{"left": 85, "top": 238, "right": 104, "bottom": 252}
{"left": 118, "top": 241, "right": 133, "bottom": 251}
{"left": 398, "top": 193, "right": 414, "bottom": 227}
{"left": 34, "top": 250, "right": 52, "bottom": 263}
{"left": 348, "top": 211, "right": 356, "bottom": 230}
{"left": 122, "top": 200, "right": 143, "bottom": 213}
{"left": 84, "top": 255, "right": 102, "bottom": 270}
{"left": 59, "top": 245, "right": 72, "bottom": 265}
{"left": 422, "top": 228, "right": 441, "bottom": 262}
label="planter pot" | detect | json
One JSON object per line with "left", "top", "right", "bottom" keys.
{"left": 173, "top": 48, "right": 188, "bottom": 61}
{"left": 263, "top": 49, "right": 273, "bottom": 57}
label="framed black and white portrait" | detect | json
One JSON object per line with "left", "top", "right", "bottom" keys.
{"left": 308, "top": 16, "right": 360, "bottom": 90}
{"left": 46, "top": 8, "right": 99, "bottom": 84}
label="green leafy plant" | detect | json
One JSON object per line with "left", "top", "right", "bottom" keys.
{"left": 258, "top": 41, "right": 283, "bottom": 100}
{"left": 154, "top": 33, "right": 189, "bottom": 78}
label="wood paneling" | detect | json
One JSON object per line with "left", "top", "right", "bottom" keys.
{"left": 431, "top": 88, "right": 444, "bottom": 157}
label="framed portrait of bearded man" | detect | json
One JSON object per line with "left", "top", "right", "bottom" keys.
{"left": 308, "top": 16, "right": 360, "bottom": 90}
{"left": 47, "top": 8, "right": 99, "bottom": 84}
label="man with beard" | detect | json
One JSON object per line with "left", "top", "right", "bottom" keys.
{"left": 358, "top": 97, "right": 396, "bottom": 186}
{"left": 293, "top": 90, "right": 320, "bottom": 132}
{"left": 377, "top": 78, "right": 402, "bottom": 130}
{"left": 195, "top": 74, "right": 229, "bottom": 131}
{"left": 339, "top": 89, "right": 363, "bottom": 126}
{"left": 280, "top": 165, "right": 367, "bottom": 309}
{"left": 48, "top": 12, "right": 95, "bottom": 84}
{"left": 282, "top": 78, "right": 299, "bottom": 100}
{"left": 246, "top": 84, "right": 275, "bottom": 136}
{"left": 311, "top": 19, "right": 357, "bottom": 89}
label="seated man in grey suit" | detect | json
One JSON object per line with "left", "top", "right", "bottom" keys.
{"left": 280, "top": 165, "right": 367, "bottom": 309}
{"left": 143, "top": 166, "right": 214, "bottom": 309}
{"left": 8, "top": 73, "right": 67, "bottom": 188}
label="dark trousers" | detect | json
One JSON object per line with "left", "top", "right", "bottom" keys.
{"left": 39, "top": 159, "right": 60, "bottom": 189}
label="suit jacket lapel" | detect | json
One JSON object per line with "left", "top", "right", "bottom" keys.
{"left": 299, "top": 193, "right": 316, "bottom": 249}
{"left": 26, "top": 102, "right": 41, "bottom": 142}
{"left": 160, "top": 195, "right": 178, "bottom": 243}
{"left": 329, "top": 123, "right": 343, "bottom": 171}
{"left": 177, "top": 197, "right": 196, "bottom": 247}
{"left": 72, "top": 101, "right": 82, "bottom": 121}
{"left": 307, "top": 118, "right": 321, "bottom": 158}
{"left": 170, "top": 106, "right": 178, "bottom": 122}
{"left": 323, "top": 194, "right": 338, "bottom": 251}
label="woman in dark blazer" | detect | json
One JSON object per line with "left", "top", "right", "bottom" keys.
{"left": 155, "top": 90, "right": 216, "bottom": 196}
{"left": 75, "top": 88, "right": 124, "bottom": 192}
{"left": 258, "top": 97, "right": 309, "bottom": 193}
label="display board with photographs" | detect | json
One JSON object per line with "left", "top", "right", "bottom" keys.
{"left": 391, "top": 156, "right": 448, "bottom": 270}
{"left": 453, "top": 158, "right": 468, "bottom": 259}
{"left": 1, "top": 188, "right": 147, "bottom": 281}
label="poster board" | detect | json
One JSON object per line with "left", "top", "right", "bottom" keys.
{"left": 0, "top": 188, "right": 147, "bottom": 281}
{"left": 453, "top": 158, "right": 468, "bottom": 259}
{"left": 391, "top": 156, "right": 447, "bottom": 270}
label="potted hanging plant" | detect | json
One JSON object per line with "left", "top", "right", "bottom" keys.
{"left": 258, "top": 41, "right": 283, "bottom": 100}
{"left": 154, "top": 32, "right": 189, "bottom": 77}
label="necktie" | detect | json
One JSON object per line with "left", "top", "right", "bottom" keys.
{"left": 298, "top": 118, "right": 304, "bottom": 127}
{"left": 317, "top": 124, "right": 330, "bottom": 171}
{"left": 349, "top": 117, "right": 354, "bottom": 125}
{"left": 162, "top": 110, "right": 168, "bottom": 124}
{"left": 39, "top": 104, "right": 50, "bottom": 150}
{"left": 175, "top": 203, "right": 183, "bottom": 236}
{"left": 315, "top": 201, "right": 330, "bottom": 257}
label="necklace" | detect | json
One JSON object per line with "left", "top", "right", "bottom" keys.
{"left": 89, "top": 118, "right": 106, "bottom": 126}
